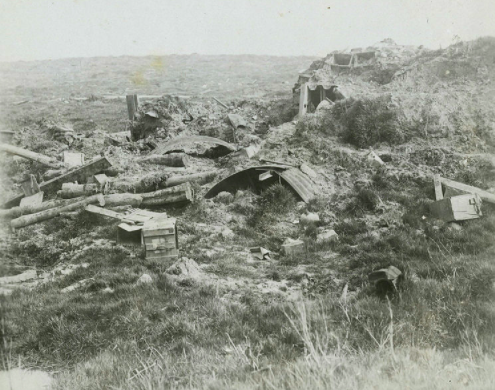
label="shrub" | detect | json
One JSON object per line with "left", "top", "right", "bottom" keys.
{"left": 332, "top": 96, "right": 404, "bottom": 148}
{"left": 258, "top": 183, "right": 297, "bottom": 215}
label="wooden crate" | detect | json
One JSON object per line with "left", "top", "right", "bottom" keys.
{"left": 141, "top": 218, "right": 178, "bottom": 260}
{"left": 429, "top": 194, "right": 482, "bottom": 222}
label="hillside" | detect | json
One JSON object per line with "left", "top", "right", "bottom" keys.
{"left": 1, "top": 39, "right": 495, "bottom": 389}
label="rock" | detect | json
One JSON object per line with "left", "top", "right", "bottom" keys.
{"left": 367, "top": 150, "right": 385, "bottom": 168}
{"left": 61, "top": 278, "right": 93, "bottom": 293}
{"left": 102, "top": 287, "right": 114, "bottom": 294}
{"left": 166, "top": 257, "right": 201, "bottom": 279}
{"left": 221, "top": 228, "right": 235, "bottom": 240}
{"left": 317, "top": 229, "right": 338, "bottom": 243}
{"left": 136, "top": 273, "right": 153, "bottom": 285}
{"left": 300, "top": 212, "right": 320, "bottom": 225}
{"left": 449, "top": 222, "right": 463, "bottom": 231}
{"left": 316, "top": 100, "right": 332, "bottom": 111}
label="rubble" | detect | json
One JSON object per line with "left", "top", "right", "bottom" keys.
{"left": 300, "top": 212, "right": 320, "bottom": 225}
{"left": 249, "top": 247, "right": 271, "bottom": 260}
{"left": 154, "top": 135, "right": 236, "bottom": 158}
{"left": 137, "top": 153, "right": 190, "bottom": 167}
{"left": 2, "top": 156, "right": 112, "bottom": 208}
{"left": 281, "top": 238, "right": 305, "bottom": 256}
{"left": 316, "top": 229, "right": 338, "bottom": 243}
{"left": 368, "top": 266, "right": 403, "bottom": 293}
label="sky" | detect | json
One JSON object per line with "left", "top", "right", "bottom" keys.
{"left": 0, "top": 0, "right": 494, "bottom": 62}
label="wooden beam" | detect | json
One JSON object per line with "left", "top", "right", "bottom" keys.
{"left": 439, "top": 176, "right": 495, "bottom": 204}
{"left": 126, "top": 94, "right": 139, "bottom": 120}
{"left": 212, "top": 97, "right": 228, "bottom": 109}
{"left": 298, "top": 83, "right": 309, "bottom": 117}
{"left": 433, "top": 174, "right": 443, "bottom": 200}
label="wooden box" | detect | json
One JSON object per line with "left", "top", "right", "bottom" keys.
{"left": 429, "top": 194, "right": 482, "bottom": 222}
{"left": 141, "top": 218, "right": 178, "bottom": 260}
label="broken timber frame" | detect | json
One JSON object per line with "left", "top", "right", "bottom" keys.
{"left": 437, "top": 176, "right": 495, "bottom": 205}
{"left": 2, "top": 156, "right": 112, "bottom": 209}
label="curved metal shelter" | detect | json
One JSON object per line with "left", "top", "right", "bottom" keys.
{"left": 204, "top": 165, "right": 315, "bottom": 203}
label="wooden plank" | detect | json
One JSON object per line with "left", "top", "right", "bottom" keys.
{"left": 21, "top": 175, "right": 40, "bottom": 196}
{"left": 259, "top": 171, "right": 273, "bottom": 181}
{"left": 85, "top": 205, "right": 123, "bottom": 220}
{"left": 439, "top": 176, "right": 495, "bottom": 204}
{"left": 298, "top": 83, "right": 309, "bottom": 117}
{"left": 126, "top": 94, "right": 138, "bottom": 120}
{"left": 433, "top": 174, "right": 443, "bottom": 200}
{"left": 451, "top": 194, "right": 482, "bottom": 221}
{"left": 19, "top": 192, "right": 43, "bottom": 208}
{"left": 63, "top": 152, "right": 85, "bottom": 168}
{"left": 429, "top": 194, "right": 482, "bottom": 222}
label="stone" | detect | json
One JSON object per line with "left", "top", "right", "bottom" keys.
{"left": 317, "top": 229, "right": 338, "bottom": 243}
{"left": 166, "top": 257, "right": 201, "bottom": 279}
{"left": 221, "top": 228, "right": 235, "bottom": 240}
{"left": 367, "top": 150, "right": 385, "bottom": 168}
{"left": 300, "top": 212, "right": 320, "bottom": 225}
{"left": 61, "top": 278, "right": 93, "bottom": 293}
{"left": 136, "top": 273, "right": 153, "bottom": 285}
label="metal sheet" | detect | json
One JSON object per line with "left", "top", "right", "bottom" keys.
{"left": 279, "top": 168, "right": 315, "bottom": 203}
{"left": 155, "top": 136, "right": 236, "bottom": 157}
{"left": 204, "top": 165, "right": 315, "bottom": 203}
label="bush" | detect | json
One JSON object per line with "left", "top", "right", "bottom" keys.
{"left": 332, "top": 96, "right": 404, "bottom": 148}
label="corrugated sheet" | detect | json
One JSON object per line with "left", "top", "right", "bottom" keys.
{"left": 279, "top": 168, "right": 315, "bottom": 203}
{"left": 204, "top": 165, "right": 315, "bottom": 203}
{"left": 155, "top": 136, "right": 236, "bottom": 155}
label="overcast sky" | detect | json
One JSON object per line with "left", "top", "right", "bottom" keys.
{"left": 1, "top": 0, "right": 494, "bottom": 62}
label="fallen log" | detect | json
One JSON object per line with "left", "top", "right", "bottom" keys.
{"left": 11, "top": 194, "right": 105, "bottom": 229}
{"left": 109, "top": 172, "right": 170, "bottom": 193}
{"left": 140, "top": 182, "right": 193, "bottom": 201}
{"left": 162, "top": 171, "right": 217, "bottom": 188}
{"left": 0, "top": 196, "right": 90, "bottom": 220}
{"left": 141, "top": 193, "right": 192, "bottom": 206}
{"left": 3, "top": 156, "right": 112, "bottom": 209}
{"left": 58, "top": 183, "right": 99, "bottom": 199}
{"left": 0, "top": 143, "right": 61, "bottom": 168}
{"left": 137, "top": 153, "right": 189, "bottom": 167}
{"left": 109, "top": 171, "right": 216, "bottom": 193}
{"left": 103, "top": 193, "right": 143, "bottom": 207}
